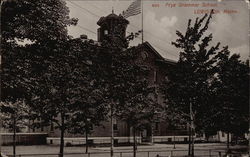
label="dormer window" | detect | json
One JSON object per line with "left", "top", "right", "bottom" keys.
{"left": 104, "top": 30, "right": 108, "bottom": 35}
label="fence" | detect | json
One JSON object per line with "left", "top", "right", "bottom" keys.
{"left": 0, "top": 133, "right": 48, "bottom": 146}
{"left": 5, "top": 149, "right": 231, "bottom": 157}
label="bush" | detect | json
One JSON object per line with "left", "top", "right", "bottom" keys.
{"left": 66, "top": 142, "right": 72, "bottom": 147}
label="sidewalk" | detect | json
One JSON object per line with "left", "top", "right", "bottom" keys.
{"left": 1, "top": 152, "right": 8, "bottom": 157}
{"left": 92, "top": 143, "right": 226, "bottom": 151}
{"left": 93, "top": 144, "right": 178, "bottom": 151}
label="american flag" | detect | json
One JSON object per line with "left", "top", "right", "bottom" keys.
{"left": 122, "top": 0, "right": 141, "bottom": 18}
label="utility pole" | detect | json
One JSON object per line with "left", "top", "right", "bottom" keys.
{"left": 13, "top": 114, "right": 16, "bottom": 157}
{"left": 141, "top": 0, "right": 143, "bottom": 44}
{"left": 151, "top": 123, "right": 154, "bottom": 144}
{"left": 85, "top": 118, "right": 91, "bottom": 154}
{"left": 133, "top": 127, "right": 137, "bottom": 157}
{"left": 173, "top": 132, "right": 176, "bottom": 149}
{"left": 110, "top": 103, "right": 114, "bottom": 157}
{"left": 248, "top": 12, "right": 250, "bottom": 157}
{"left": 247, "top": 2, "right": 250, "bottom": 156}
{"left": 190, "top": 102, "right": 194, "bottom": 157}
{"left": 0, "top": 1, "right": 4, "bottom": 155}
{"left": 188, "top": 124, "right": 191, "bottom": 156}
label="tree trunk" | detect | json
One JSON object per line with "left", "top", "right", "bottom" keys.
{"left": 191, "top": 126, "right": 194, "bottom": 157}
{"left": 110, "top": 105, "right": 114, "bottom": 157}
{"left": 85, "top": 131, "right": 88, "bottom": 154}
{"left": 28, "top": 119, "right": 31, "bottom": 133}
{"left": 190, "top": 102, "right": 194, "bottom": 157}
{"left": 59, "top": 114, "right": 65, "bottom": 157}
{"left": 0, "top": 5, "right": 2, "bottom": 155}
{"left": 205, "top": 134, "right": 209, "bottom": 142}
{"left": 188, "top": 124, "right": 191, "bottom": 156}
{"left": 0, "top": 117, "right": 2, "bottom": 154}
{"left": 133, "top": 126, "right": 137, "bottom": 157}
{"left": 235, "top": 136, "right": 238, "bottom": 145}
{"left": 127, "top": 121, "right": 131, "bottom": 144}
{"left": 151, "top": 123, "right": 154, "bottom": 144}
{"left": 173, "top": 132, "right": 176, "bottom": 149}
{"left": 227, "top": 132, "right": 230, "bottom": 152}
{"left": 13, "top": 116, "right": 16, "bottom": 157}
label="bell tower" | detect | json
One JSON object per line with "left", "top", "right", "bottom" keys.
{"left": 97, "top": 11, "right": 129, "bottom": 47}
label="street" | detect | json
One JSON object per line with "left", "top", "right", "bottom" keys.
{"left": 2, "top": 143, "right": 244, "bottom": 157}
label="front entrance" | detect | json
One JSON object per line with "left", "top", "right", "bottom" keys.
{"left": 141, "top": 125, "right": 152, "bottom": 143}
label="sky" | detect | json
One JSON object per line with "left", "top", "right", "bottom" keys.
{"left": 66, "top": 0, "right": 250, "bottom": 61}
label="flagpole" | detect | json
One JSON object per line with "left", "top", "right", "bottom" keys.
{"left": 141, "top": 0, "right": 144, "bottom": 44}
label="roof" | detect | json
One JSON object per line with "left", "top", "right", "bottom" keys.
{"left": 140, "top": 41, "right": 177, "bottom": 65}
{"left": 106, "top": 13, "right": 119, "bottom": 19}
{"left": 97, "top": 13, "right": 129, "bottom": 26}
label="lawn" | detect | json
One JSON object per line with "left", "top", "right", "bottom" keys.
{"left": 1, "top": 143, "right": 245, "bottom": 157}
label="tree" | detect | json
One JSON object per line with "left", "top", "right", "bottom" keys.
{"left": 29, "top": 38, "right": 106, "bottom": 157}
{"left": 1, "top": 41, "right": 35, "bottom": 157}
{"left": 213, "top": 48, "right": 249, "bottom": 150}
{"left": 113, "top": 47, "right": 158, "bottom": 157}
{"left": 67, "top": 42, "right": 108, "bottom": 153}
{"left": 91, "top": 21, "right": 155, "bottom": 157}
{"left": 1, "top": 0, "right": 77, "bottom": 103}
{"left": 2, "top": 0, "right": 77, "bottom": 43}
{"left": 0, "top": 100, "right": 31, "bottom": 157}
{"left": 161, "top": 10, "right": 222, "bottom": 157}
{"left": 69, "top": 96, "right": 107, "bottom": 154}
{"left": 1, "top": 1, "right": 77, "bottom": 156}
{"left": 162, "top": 106, "right": 187, "bottom": 149}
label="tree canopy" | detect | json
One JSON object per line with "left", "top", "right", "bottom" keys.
{"left": 213, "top": 48, "right": 249, "bottom": 136}
{"left": 162, "top": 11, "right": 220, "bottom": 132}
{"left": 2, "top": 0, "right": 77, "bottom": 43}
{"left": 161, "top": 10, "right": 249, "bottom": 156}
{"left": 1, "top": 1, "right": 78, "bottom": 156}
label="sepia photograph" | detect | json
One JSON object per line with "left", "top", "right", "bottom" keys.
{"left": 0, "top": 0, "right": 249, "bottom": 157}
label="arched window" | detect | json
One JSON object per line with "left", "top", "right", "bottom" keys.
{"left": 104, "top": 30, "right": 108, "bottom": 35}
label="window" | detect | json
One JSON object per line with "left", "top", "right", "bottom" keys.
{"left": 65, "top": 114, "right": 70, "bottom": 120}
{"left": 41, "top": 125, "right": 44, "bottom": 132}
{"left": 32, "top": 120, "right": 35, "bottom": 132}
{"left": 113, "top": 119, "right": 118, "bottom": 131}
{"left": 141, "top": 51, "right": 148, "bottom": 60}
{"left": 104, "top": 30, "right": 108, "bottom": 35}
{"left": 154, "top": 70, "right": 158, "bottom": 83}
{"left": 89, "top": 124, "right": 94, "bottom": 130}
{"left": 36, "top": 123, "right": 41, "bottom": 131}
{"left": 50, "top": 122, "right": 54, "bottom": 132}
{"left": 168, "top": 138, "right": 172, "bottom": 142}
{"left": 184, "top": 138, "right": 188, "bottom": 142}
{"left": 113, "top": 124, "right": 118, "bottom": 131}
{"left": 196, "top": 133, "right": 203, "bottom": 138}
{"left": 155, "top": 122, "right": 159, "bottom": 131}
{"left": 40, "top": 121, "right": 44, "bottom": 131}
{"left": 222, "top": 132, "right": 225, "bottom": 137}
